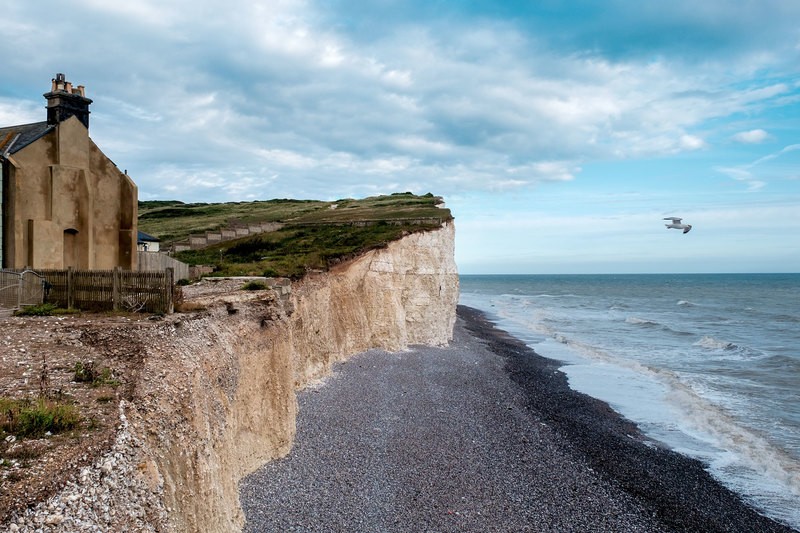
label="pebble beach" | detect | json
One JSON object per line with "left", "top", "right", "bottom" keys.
{"left": 240, "top": 305, "right": 796, "bottom": 532}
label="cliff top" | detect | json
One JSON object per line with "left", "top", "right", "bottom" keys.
{"left": 141, "top": 193, "right": 453, "bottom": 279}
{"left": 139, "top": 192, "right": 451, "bottom": 243}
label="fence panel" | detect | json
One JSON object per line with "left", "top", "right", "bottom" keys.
{"left": 0, "top": 270, "right": 20, "bottom": 309}
{"left": 35, "top": 268, "right": 174, "bottom": 314}
{"left": 0, "top": 270, "right": 46, "bottom": 310}
{"left": 20, "top": 270, "right": 45, "bottom": 307}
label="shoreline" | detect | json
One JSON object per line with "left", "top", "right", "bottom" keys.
{"left": 457, "top": 304, "right": 796, "bottom": 532}
{"left": 240, "top": 305, "right": 796, "bottom": 532}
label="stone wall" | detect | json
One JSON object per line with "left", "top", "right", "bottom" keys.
{"left": 171, "top": 222, "right": 284, "bottom": 252}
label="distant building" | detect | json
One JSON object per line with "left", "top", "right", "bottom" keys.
{"left": 0, "top": 73, "right": 137, "bottom": 270}
{"left": 137, "top": 231, "right": 160, "bottom": 252}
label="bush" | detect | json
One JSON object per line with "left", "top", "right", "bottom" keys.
{"left": 241, "top": 281, "right": 268, "bottom": 291}
{"left": 14, "top": 303, "right": 59, "bottom": 316}
{"left": 176, "top": 278, "right": 191, "bottom": 286}
{"left": 73, "top": 362, "right": 120, "bottom": 387}
{"left": 73, "top": 361, "right": 96, "bottom": 383}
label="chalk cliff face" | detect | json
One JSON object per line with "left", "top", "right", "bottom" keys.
{"left": 121, "top": 222, "right": 459, "bottom": 532}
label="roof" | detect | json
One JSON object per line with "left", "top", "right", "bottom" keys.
{"left": 0, "top": 121, "right": 54, "bottom": 156}
{"left": 137, "top": 231, "right": 160, "bottom": 243}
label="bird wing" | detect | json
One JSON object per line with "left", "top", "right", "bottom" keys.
{"left": 663, "top": 217, "right": 682, "bottom": 223}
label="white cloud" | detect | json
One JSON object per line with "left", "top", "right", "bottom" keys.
{"left": 2, "top": 0, "right": 798, "bottom": 206}
{"left": 716, "top": 143, "right": 800, "bottom": 191}
{"left": 679, "top": 134, "right": 707, "bottom": 150}
{"left": 0, "top": 99, "right": 41, "bottom": 125}
{"left": 733, "top": 129, "right": 769, "bottom": 143}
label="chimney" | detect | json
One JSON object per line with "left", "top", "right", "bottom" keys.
{"left": 44, "top": 73, "right": 93, "bottom": 128}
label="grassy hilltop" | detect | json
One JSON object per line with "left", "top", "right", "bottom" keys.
{"left": 138, "top": 193, "right": 452, "bottom": 279}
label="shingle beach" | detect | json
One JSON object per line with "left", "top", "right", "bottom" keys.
{"left": 240, "top": 305, "right": 796, "bottom": 532}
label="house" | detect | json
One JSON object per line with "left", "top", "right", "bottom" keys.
{"left": 0, "top": 73, "right": 137, "bottom": 270}
{"left": 137, "top": 230, "right": 160, "bottom": 252}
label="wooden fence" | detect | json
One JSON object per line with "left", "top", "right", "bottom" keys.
{"left": 36, "top": 267, "right": 175, "bottom": 314}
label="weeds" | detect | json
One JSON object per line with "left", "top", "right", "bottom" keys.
{"left": 73, "top": 361, "right": 120, "bottom": 388}
{"left": 0, "top": 397, "right": 80, "bottom": 438}
{"left": 14, "top": 303, "right": 78, "bottom": 317}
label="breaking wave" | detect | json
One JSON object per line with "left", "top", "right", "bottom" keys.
{"left": 625, "top": 316, "right": 660, "bottom": 327}
{"left": 695, "top": 335, "right": 738, "bottom": 351}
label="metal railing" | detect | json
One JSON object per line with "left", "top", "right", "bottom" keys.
{"left": 0, "top": 269, "right": 45, "bottom": 310}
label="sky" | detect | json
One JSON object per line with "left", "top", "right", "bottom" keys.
{"left": 1, "top": 0, "right": 799, "bottom": 274}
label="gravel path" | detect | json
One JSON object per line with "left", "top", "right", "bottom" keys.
{"left": 240, "top": 306, "right": 796, "bottom": 533}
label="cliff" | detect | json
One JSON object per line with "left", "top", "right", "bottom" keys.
{"left": 9, "top": 222, "right": 457, "bottom": 532}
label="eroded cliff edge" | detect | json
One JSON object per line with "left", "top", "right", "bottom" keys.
{"left": 12, "top": 222, "right": 458, "bottom": 532}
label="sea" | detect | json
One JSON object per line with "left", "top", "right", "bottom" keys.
{"left": 459, "top": 273, "right": 800, "bottom": 529}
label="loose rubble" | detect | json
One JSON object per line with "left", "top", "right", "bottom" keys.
{"left": 7, "top": 403, "right": 168, "bottom": 532}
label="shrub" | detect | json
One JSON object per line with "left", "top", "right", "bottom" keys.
{"left": 73, "top": 361, "right": 96, "bottom": 383}
{"left": 176, "top": 278, "right": 191, "bottom": 286}
{"left": 14, "top": 303, "right": 59, "bottom": 316}
{"left": 241, "top": 281, "right": 268, "bottom": 291}
{"left": 73, "top": 362, "right": 120, "bottom": 387}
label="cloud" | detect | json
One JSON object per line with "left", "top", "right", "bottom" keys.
{"left": 0, "top": 98, "right": 41, "bottom": 125}
{"left": 716, "top": 143, "right": 800, "bottom": 191}
{"left": 733, "top": 129, "right": 770, "bottom": 143}
{"left": 1, "top": 0, "right": 798, "bottom": 204}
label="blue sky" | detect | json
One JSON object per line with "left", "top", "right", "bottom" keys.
{"left": 1, "top": 1, "right": 798, "bottom": 274}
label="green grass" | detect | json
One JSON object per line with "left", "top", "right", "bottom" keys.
{"left": 138, "top": 193, "right": 450, "bottom": 244}
{"left": 138, "top": 198, "right": 328, "bottom": 242}
{"left": 140, "top": 193, "right": 451, "bottom": 279}
{"left": 0, "top": 397, "right": 80, "bottom": 438}
{"left": 175, "top": 219, "right": 443, "bottom": 279}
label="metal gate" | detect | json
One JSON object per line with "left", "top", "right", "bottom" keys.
{"left": 0, "top": 269, "right": 45, "bottom": 311}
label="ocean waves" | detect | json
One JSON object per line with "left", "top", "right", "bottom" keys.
{"left": 459, "top": 273, "right": 800, "bottom": 529}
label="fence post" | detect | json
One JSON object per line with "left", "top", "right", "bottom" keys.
{"left": 165, "top": 267, "right": 174, "bottom": 314}
{"left": 17, "top": 272, "right": 23, "bottom": 309}
{"left": 112, "top": 267, "right": 121, "bottom": 311}
{"left": 67, "top": 267, "right": 74, "bottom": 310}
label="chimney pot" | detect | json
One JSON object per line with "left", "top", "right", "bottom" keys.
{"left": 44, "top": 73, "right": 92, "bottom": 128}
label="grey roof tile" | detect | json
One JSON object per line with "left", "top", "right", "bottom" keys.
{"left": 0, "top": 121, "right": 54, "bottom": 156}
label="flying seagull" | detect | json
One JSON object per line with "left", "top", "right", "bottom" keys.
{"left": 664, "top": 217, "right": 692, "bottom": 234}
